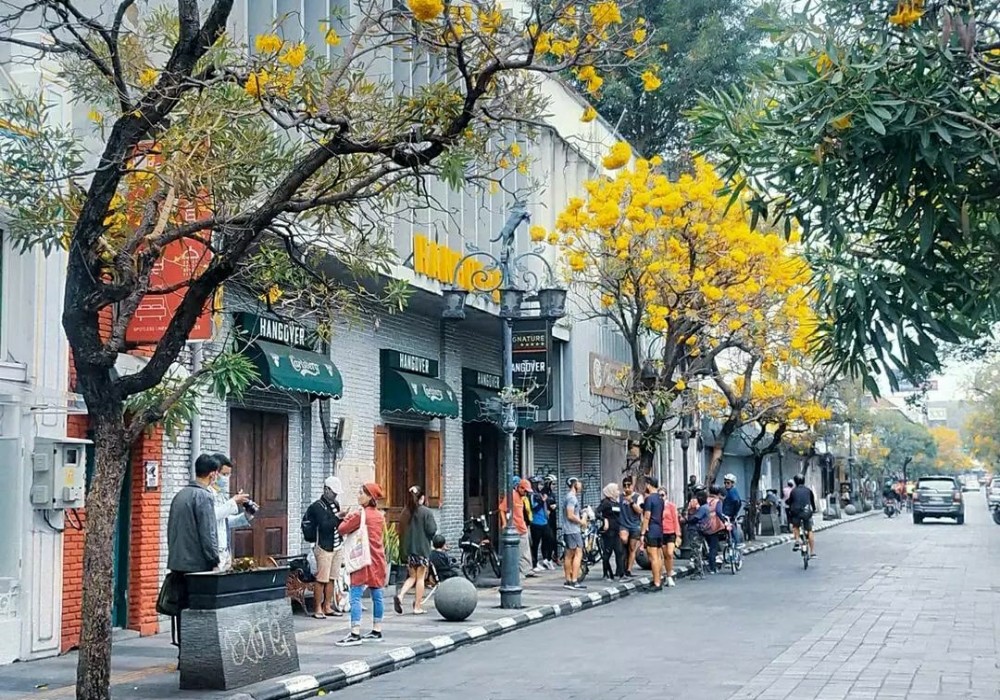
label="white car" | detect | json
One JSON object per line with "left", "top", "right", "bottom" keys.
{"left": 988, "top": 480, "right": 1000, "bottom": 506}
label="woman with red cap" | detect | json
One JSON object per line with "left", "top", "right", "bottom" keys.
{"left": 336, "top": 482, "right": 387, "bottom": 646}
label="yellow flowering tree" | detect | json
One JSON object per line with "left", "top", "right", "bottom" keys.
{"left": 929, "top": 426, "right": 972, "bottom": 473}
{"left": 553, "top": 155, "right": 820, "bottom": 473}
{"left": 0, "top": 2, "right": 643, "bottom": 697}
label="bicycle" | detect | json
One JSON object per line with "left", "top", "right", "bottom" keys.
{"left": 459, "top": 512, "right": 502, "bottom": 583}
{"left": 720, "top": 516, "right": 744, "bottom": 575}
{"left": 578, "top": 512, "right": 603, "bottom": 582}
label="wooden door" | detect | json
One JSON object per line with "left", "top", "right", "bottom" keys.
{"left": 464, "top": 424, "right": 498, "bottom": 520}
{"left": 229, "top": 409, "right": 289, "bottom": 561}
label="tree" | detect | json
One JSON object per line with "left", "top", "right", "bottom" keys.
{"left": 587, "top": 0, "right": 775, "bottom": 158}
{"left": 964, "top": 361, "right": 1000, "bottom": 465}
{"left": 550, "top": 157, "right": 816, "bottom": 474}
{"left": 691, "top": 0, "right": 1000, "bottom": 391}
{"left": 0, "top": 2, "right": 641, "bottom": 697}
{"left": 929, "top": 426, "right": 972, "bottom": 472}
{"left": 871, "top": 410, "right": 938, "bottom": 480}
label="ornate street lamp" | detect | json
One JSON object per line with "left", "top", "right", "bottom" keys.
{"left": 441, "top": 201, "right": 566, "bottom": 609}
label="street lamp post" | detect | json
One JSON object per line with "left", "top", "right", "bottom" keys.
{"left": 441, "top": 203, "right": 566, "bottom": 609}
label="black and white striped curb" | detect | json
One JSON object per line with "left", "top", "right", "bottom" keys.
{"left": 227, "top": 510, "right": 877, "bottom": 700}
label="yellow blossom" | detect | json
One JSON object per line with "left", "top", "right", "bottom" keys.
{"left": 602, "top": 141, "right": 632, "bottom": 170}
{"left": 260, "top": 285, "right": 283, "bottom": 304}
{"left": 889, "top": 0, "right": 923, "bottom": 28}
{"left": 547, "top": 232, "right": 560, "bottom": 245}
{"left": 409, "top": 0, "right": 444, "bottom": 22}
{"left": 509, "top": 143, "right": 522, "bottom": 158}
{"left": 831, "top": 113, "right": 852, "bottom": 130}
{"left": 625, "top": 48, "right": 637, "bottom": 59}
{"left": 590, "top": 0, "right": 623, "bottom": 30}
{"left": 255, "top": 34, "right": 283, "bottom": 54}
{"left": 601, "top": 293, "right": 616, "bottom": 307}
{"left": 325, "top": 29, "right": 341, "bottom": 46}
{"left": 633, "top": 28, "right": 647, "bottom": 43}
{"left": 641, "top": 69, "right": 662, "bottom": 92}
{"left": 569, "top": 253, "right": 586, "bottom": 271}
{"left": 87, "top": 108, "right": 103, "bottom": 124}
{"left": 529, "top": 225, "right": 547, "bottom": 242}
{"left": 518, "top": 161, "right": 530, "bottom": 176}
{"left": 244, "top": 70, "right": 270, "bottom": 97}
{"left": 675, "top": 379, "right": 687, "bottom": 391}
{"left": 279, "top": 42, "right": 307, "bottom": 68}
{"left": 586, "top": 76, "right": 604, "bottom": 94}
{"left": 581, "top": 105, "right": 598, "bottom": 123}
{"left": 138, "top": 68, "right": 159, "bottom": 88}
{"left": 659, "top": 43, "right": 670, "bottom": 52}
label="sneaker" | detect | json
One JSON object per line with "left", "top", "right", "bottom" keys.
{"left": 361, "top": 630, "right": 383, "bottom": 643}
{"left": 573, "top": 582, "right": 587, "bottom": 590}
{"left": 666, "top": 576, "right": 676, "bottom": 587}
{"left": 335, "top": 633, "right": 362, "bottom": 647}
{"left": 810, "top": 553, "right": 817, "bottom": 559}
{"left": 544, "top": 560, "right": 555, "bottom": 570}
{"left": 792, "top": 543, "right": 800, "bottom": 552}
{"left": 622, "top": 571, "right": 634, "bottom": 580}
{"left": 393, "top": 595, "right": 403, "bottom": 615}
{"left": 649, "top": 584, "right": 663, "bottom": 593}
{"left": 563, "top": 581, "right": 577, "bottom": 590}
{"left": 533, "top": 565, "right": 544, "bottom": 573}
{"left": 525, "top": 572, "right": 538, "bottom": 578}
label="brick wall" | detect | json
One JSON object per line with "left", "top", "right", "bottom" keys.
{"left": 60, "top": 414, "right": 88, "bottom": 651}
{"left": 127, "top": 427, "right": 163, "bottom": 636}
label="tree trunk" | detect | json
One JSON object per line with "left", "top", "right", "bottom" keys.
{"left": 638, "top": 440, "right": 656, "bottom": 478}
{"left": 706, "top": 443, "right": 724, "bottom": 485}
{"left": 75, "top": 403, "right": 130, "bottom": 700}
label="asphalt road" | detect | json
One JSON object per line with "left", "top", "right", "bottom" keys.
{"left": 335, "top": 493, "right": 1000, "bottom": 700}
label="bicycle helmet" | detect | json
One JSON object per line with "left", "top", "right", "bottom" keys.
{"left": 566, "top": 477, "right": 581, "bottom": 488}
{"left": 723, "top": 473, "right": 737, "bottom": 483}
{"left": 544, "top": 473, "right": 557, "bottom": 483}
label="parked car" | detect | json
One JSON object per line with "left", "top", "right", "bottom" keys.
{"left": 912, "top": 475, "right": 965, "bottom": 525}
{"left": 963, "top": 476, "right": 980, "bottom": 492}
{"left": 988, "top": 478, "right": 1000, "bottom": 507}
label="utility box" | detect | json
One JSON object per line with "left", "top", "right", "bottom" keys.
{"left": 30, "top": 437, "right": 90, "bottom": 510}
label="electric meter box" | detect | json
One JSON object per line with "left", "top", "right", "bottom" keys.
{"left": 30, "top": 437, "right": 90, "bottom": 510}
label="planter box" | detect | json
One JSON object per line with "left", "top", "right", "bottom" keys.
{"left": 185, "top": 567, "right": 289, "bottom": 610}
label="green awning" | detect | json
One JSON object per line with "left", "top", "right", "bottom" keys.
{"left": 247, "top": 341, "right": 343, "bottom": 398}
{"left": 381, "top": 370, "right": 459, "bottom": 418}
{"left": 462, "top": 387, "right": 535, "bottom": 428}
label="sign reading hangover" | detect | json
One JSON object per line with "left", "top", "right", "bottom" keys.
{"left": 512, "top": 318, "right": 552, "bottom": 410}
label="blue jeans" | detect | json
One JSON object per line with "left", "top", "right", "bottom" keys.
{"left": 349, "top": 585, "right": 384, "bottom": 628}
{"left": 731, "top": 521, "right": 743, "bottom": 548}
{"left": 704, "top": 532, "right": 721, "bottom": 573}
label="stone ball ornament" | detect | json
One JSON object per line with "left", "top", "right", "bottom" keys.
{"left": 433, "top": 576, "right": 478, "bottom": 622}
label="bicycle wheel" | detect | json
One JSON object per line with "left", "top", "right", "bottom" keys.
{"left": 461, "top": 551, "right": 481, "bottom": 583}
{"left": 489, "top": 550, "right": 502, "bottom": 578}
{"left": 801, "top": 542, "right": 809, "bottom": 570}
{"left": 728, "top": 545, "right": 737, "bottom": 575}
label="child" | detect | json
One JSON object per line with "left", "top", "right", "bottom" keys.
{"left": 429, "top": 534, "right": 458, "bottom": 582}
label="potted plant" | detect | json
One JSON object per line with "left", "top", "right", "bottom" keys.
{"left": 383, "top": 521, "right": 405, "bottom": 586}
{"left": 184, "top": 558, "right": 290, "bottom": 610}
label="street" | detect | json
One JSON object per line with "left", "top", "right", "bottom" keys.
{"left": 334, "top": 501, "right": 1000, "bottom": 700}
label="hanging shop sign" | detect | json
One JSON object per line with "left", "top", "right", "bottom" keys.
{"left": 588, "top": 353, "right": 630, "bottom": 401}
{"left": 512, "top": 318, "right": 552, "bottom": 410}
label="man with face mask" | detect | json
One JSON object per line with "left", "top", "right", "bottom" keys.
{"left": 302, "top": 476, "right": 345, "bottom": 617}
{"left": 211, "top": 453, "right": 253, "bottom": 571}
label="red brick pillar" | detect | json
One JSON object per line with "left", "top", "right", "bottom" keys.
{"left": 128, "top": 427, "right": 163, "bottom": 636}
{"left": 61, "top": 414, "right": 89, "bottom": 652}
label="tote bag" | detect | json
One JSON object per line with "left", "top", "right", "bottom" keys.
{"left": 344, "top": 507, "right": 372, "bottom": 574}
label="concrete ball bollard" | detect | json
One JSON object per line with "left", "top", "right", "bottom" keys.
{"left": 434, "top": 577, "right": 478, "bottom": 621}
{"left": 844, "top": 504, "right": 858, "bottom": 516}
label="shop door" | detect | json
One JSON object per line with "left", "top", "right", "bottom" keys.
{"left": 229, "top": 409, "right": 289, "bottom": 561}
{"left": 464, "top": 423, "right": 499, "bottom": 521}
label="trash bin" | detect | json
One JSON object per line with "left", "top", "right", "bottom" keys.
{"left": 824, "top": 494, "right": 841, "bottom": 520}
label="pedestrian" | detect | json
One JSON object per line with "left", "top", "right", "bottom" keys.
{"left": 561, "top": 477, "right": 587, "bottom": 590}
{"left": 682, "top": 487, "right": 706, "bottom": 580}
{"left": 429, "top": 534, "right": 458, "bottom": 582}
{"left": 542, "top": 474, "right": 559, "bottom": 566}
{"left": 639, "top": 476, "right": 666, "bottom": 591}
{"left": 499, "top": 477, "right": 536, "bottom": 578}
{"left": 693, "top": 487, "right": 726, "bottom": 574}
{"left": 658, "top": 486, "right": 681, "bottom": 587}
{"left": 722, "top": 473, "right": 744, "bottom": 549}
{"left": 685, "top": 474, "right": 698, "bottom": 503}
{"left": 528, "top": 476, "right": 552, "bottom": 571}
{"left": 596, "top": 482, "right": 624, "bottom": 580}
{"left": 395, "top": 485, "right": 437, "bottom": 615}
{"left": 209, "top": 453, "right": 254, "bottom": 571}
{"left": 336, "top": 482, "right": 387, "bottom": 647}
{"left": 301, "top": 475, "right": 345, "bottom": 618}
{"left": 163, "top": 454, "right": 223, "bottom": 646}
{"left": 618, "top": 476, "right": 644, "bottom": 578}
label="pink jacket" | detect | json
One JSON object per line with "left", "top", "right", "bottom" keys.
{"left": 660, "top": 501, "right": 681, "bottom": 535}
{"left": 338, "top": 506, "right": 387, "bottom": 589}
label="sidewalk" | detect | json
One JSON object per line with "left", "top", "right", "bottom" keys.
{"left": 0, "top": 511, "right": 875, "bottom": 700}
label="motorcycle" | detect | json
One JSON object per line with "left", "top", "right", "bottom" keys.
{"left": 459, "top": 512, "right": 502, "bottom": 583}
{"left": 884, "top": 500, "right": 899, "bottom": 518}
{"left": 991, "top": 502, "right": 1000, "bottom": 526}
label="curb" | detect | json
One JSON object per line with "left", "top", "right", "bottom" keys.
{"left": 229, "top": 511, "right": 877, "bottom": 700}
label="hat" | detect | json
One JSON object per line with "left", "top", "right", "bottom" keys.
{"left": 363, "top": 482, "right": 384, "bottom": 500}
{"left": 518, "top": 478, "right": 533, "bottom": 492}
{"left": 324, "top": 476, "right": 342, "bottom": 494}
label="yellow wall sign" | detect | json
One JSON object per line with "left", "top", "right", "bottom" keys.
{"left": 413, "top": 234, "right": 501, "bottom": 301}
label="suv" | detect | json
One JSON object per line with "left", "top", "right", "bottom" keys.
{"left": 912, "top": 475, "right": 965, "bottom": 525}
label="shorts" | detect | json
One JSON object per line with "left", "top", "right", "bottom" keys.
{"left": 661, "top": 533, "right": 677, "bottom": 545}
{"left": 790, "top": 514, "right": 814, "bottom": 532}
{"left": 563, "top": 533, "right": 584, "bottom": 550}
{"left": 621, "top": 528, "right": 641, "bottom": 542}
{"left": 644, "top": 534, "right": 664, "bottom": 547}
{"left": 407, "top": 555, "right": 429, "bottom": 568}
{"left": 314, "top": 546, "right": 343, "bottom": 584}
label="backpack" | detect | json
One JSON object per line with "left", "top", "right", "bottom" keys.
{"left": 700, "top": 497, "right": 724, "bottom": 534}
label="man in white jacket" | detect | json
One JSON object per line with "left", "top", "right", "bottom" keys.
{"left": 212, "top": 453, "right": 254, "bottom": 570}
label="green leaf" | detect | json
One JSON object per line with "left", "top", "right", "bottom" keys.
{"left": 864, "top": 112, "right": 886, "bottom": 135}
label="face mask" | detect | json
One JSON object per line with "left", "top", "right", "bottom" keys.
{"left": 216, "top": 475, "right": 230, "bottom": 493}
{"left": 323, "top": 490, "right": 336, "bottom": 503}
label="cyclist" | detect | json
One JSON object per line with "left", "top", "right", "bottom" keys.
{"left": 722, "top": 473, "right": 744, "bottom": 549}
{"left": 785, "top": 474, "right": 816, "bottom": 558}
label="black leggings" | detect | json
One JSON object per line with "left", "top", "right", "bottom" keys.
{"left": 530, "top": 524, "right": 548, "bottom": 567}
{"left": 601, "top": 530, "right": 624, "bottom": 578}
